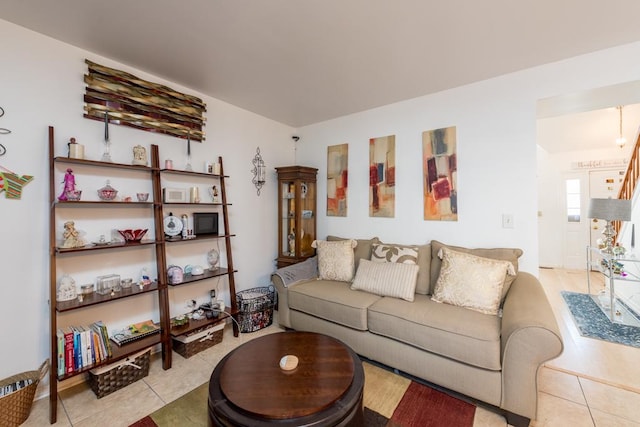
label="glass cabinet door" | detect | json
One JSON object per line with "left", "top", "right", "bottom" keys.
{"left": 276, "top": 166, "right": 317, "bottom": 268}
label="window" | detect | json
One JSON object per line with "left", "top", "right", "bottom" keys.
{"left": 566, "top": 179, "right": 581, "bottom": 222}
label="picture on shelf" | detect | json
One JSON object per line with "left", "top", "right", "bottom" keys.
{"left": 110, "top": 320, "right": 160, "bottom": 347}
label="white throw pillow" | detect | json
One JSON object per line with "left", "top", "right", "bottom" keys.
{"left": 431, "top": 247, "right": 515, "bottom": 315}
{"left": 371, "top": 243, "right": 419, "bottom": 264}
{"left": 351, "top": 259, "right": 419, "bottom": 301}
{"left": 311, "top": 239, "right": 357, "bottom": 282}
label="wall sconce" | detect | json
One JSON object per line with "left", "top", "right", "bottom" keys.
{"left": 251, "top": 147, "right": 266, "bottom": 195}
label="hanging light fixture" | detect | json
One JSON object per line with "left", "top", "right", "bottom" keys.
{"left": 615, "top": 105, "right": 626, "bottom": 149}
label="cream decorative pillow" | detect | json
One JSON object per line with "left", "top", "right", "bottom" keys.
{"left": 311, "top": 239, "right": 357, "bottom": 282}
{"left": 351, "top": 259, "right": 419, "bottom": 301}
{"left": 431, "top": 247, "right": 516, "bottom": 315}
{"left": 371, "top": 243, "right": 419, "bottom": 264}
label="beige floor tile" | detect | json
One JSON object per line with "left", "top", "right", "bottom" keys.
{"left": 539, "top": 367, "right": 587, "bottom": 405}
{"left": 473, "top": 405, "right": 507, "bottom": 426}
{"left": 144, "top": 350, "right": 214, "bottom": 403}
{"left": 534, "top": 392, "right": 594, "bottom": 427}
{"left": 59, "top": 379, "right": 163, "bottom": 425}
{"left": 580, "top": 377, "right": 640, "bottom": 422}
{"left": 21, "top": 396, "right": 71, "bottom": 426}
{"left": 591, "top": 408, "right": 640, "bottom": 427}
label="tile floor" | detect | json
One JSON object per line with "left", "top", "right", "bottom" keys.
{"left": 21, "top": 268, "right": 640, "bottom": 426}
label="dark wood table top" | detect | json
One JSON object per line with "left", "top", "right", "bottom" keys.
{"left": 218, "top": 331, "right": 355, "bottom": 420}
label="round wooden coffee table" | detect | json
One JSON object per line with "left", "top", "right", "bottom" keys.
{"left": 208, "top": 331, "right": 364, "bottom": 426}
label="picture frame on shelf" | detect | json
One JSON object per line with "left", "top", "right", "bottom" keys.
{"left": 163, "top": 187, "right": 187, "bottom": 203}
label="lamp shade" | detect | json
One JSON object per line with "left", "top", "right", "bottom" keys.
{"left": 588, "top": 198, "right": 631, "bottom": 221}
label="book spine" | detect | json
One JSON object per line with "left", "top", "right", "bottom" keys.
{"left": 97, "top": 321, "right": 112, "bottom": 358}
{"left": 89, "top": 329, "right": 96, "bottom": 365}
{"left": 63, "top": 328, "right": 74, "bottom": 374}
{"left": 72, "top": 327, "right": 82, "bottom": 370}
{"left": 79, "top": 326, "right": 89, "bottom": 367}
{"left": 56, "top": 329, "right": 64, "bottom": 377}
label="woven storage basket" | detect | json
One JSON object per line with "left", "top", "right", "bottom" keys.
{"left": 0, "top": 360, "right": 49, "bottom": 427}
{"left": 236, "top": 286, "right": 275, "bottom": 333}
{"left": 172, "top": 321, "right": 224, "bottom": 358}
{"left": 88, "top": 348, "right": 150, "bottom": 399}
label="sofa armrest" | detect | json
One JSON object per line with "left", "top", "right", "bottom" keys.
{"left": 500, "top": 271, "right": 563, "bottom": 420}
{"left": 271, "top": 257, "right": 319, "bottom": 329}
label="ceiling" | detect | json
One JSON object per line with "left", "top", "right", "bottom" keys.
{"left": 538, "top": 104, "right": 640, "bottom": 154}
{"left": 3, "top": 1, "right": 640, "bottom": 128}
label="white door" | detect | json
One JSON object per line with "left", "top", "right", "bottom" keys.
{"left": 589, "top": 169, "right": 626, "bottom": 247}
{"left": 563, "top": 172, "right": 590, "bottom": 269}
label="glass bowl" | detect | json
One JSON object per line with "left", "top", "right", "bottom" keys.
{"left": 117, "top": 228, "right": 148, "bottom": 243}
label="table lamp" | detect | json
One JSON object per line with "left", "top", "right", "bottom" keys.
{"left": 588, "top": 198, "right": 632, "bottom": 254}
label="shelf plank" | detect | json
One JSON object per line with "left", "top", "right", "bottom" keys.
{"left": 56, "top": 282, "right": 159, "bottom": 312}
{"left": 164, "top": 234, "right": 236, "bottom": 244}
{"left": 56, "top": 240, "right": 157, "bottom": 254}
{"left": 170, "top": 311, "right": 231, "bottom": 337}
{"left": 168, "top": 268, "right": 237, "bottom": 286}
{"left": 54, "top": 156, "right": 157, "bottom": 172}
{"left": 161, "top": 168, "right": 228, "bottom": 178}
{"left": 57, "top": 334, "right": 161, "bottom": 381}
{"left": 162, "top": 202, "right": 231, "bottom": 206}
{"left": 55, "top": 201, "right": 154, "bottom": 206}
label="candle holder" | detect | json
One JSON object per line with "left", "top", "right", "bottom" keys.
{"left": 101, "top": 112, "right": 113, "bottom": 162}
{"left": 185, "top": 131, "right": 193, "bottom": 171}
{"left": 251, "top": 147, "right": 266, "bottom": 196}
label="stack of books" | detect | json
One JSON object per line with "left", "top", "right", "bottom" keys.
{"left": 55, "top": 321, "right": 112, "bottom": 377}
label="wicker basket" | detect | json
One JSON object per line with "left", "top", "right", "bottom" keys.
{"left": 172, "top": 322, "right": 224, "bottom": 358}
{"left": 88, "top": 348, "right": 151, "bottom": 399}
{"left": 0, "top": 360, "right": 49, "bottom": 427}
{"left": 236, "top": 286, "right": 275, "bottom": 333}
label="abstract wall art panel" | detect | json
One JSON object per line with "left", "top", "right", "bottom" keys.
{"left": 327, "top": 143, "right": 349, "bottom": 217}
{"left": 369, "top": 135, "right": 395, "bottom": 218}
{"left": 422, "top": 126, "right": 457, "bottom": 221}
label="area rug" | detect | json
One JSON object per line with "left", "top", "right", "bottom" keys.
{"left": 561, "top": 291, "right": 640, "bottom": 348}
{"left": 130, "top": 362, "right": 476, "bottom": 427}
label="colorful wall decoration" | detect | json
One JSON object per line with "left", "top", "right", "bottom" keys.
{"left": 369, "top": 135, "right": 395, "bottom": 218}
{"left": 422, "top": 126, "right": 457, "bottom": 221}
{"left": 327, "top": 143, "right": 349, "bottom": 217}
{"left": 84, "top": 59, "right": 206, "bottom": 141}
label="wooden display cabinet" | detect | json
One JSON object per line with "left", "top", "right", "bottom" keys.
{"left": 276, "top": 166, "right": 318, "bottom": 268}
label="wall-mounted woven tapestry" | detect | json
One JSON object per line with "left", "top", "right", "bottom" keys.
{"left": 84, "top": 59, "right": 206, "bottom": 141}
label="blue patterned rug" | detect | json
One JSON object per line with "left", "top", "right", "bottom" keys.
{"left": 561, "top": 291, "right": 640, "bottom": 348}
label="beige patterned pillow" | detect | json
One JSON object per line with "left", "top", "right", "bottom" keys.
{"left": 351, "top": 259, "right": 419, "bottom": 301}
{"left": 311, "top": 239, "right": 357, "bottom": 282}
{"left": 371, "top": 243, "right": 419, "bottom": 264}
{"left": 431, "top": 247, "right": 516, "bottom": 315}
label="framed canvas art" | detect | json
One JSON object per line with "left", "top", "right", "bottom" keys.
{"left": 369, "top": 135, "right": 395, "bottom": 218}
{"left": 327, "top": 143, "right": 348, "bottom": 217}
{"left": 423, "top": 126, "right": 457, "bottom": 221}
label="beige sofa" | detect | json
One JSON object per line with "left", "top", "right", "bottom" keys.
{"left": 271, "top": 237, "right": 563, "bottom": 427}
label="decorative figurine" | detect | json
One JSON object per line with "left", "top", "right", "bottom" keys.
{"left": 58, "top": 168, "right": 81, "bottom": 201}
{"left": 132, "top": 145, "right": 148, "bottom": 166}
{"left": 210, "top": 185, "right": 220, "bottom": 203}
{"left": 57, "top": 274, "right": 77, "bottom": 301}
{"left": 207, "top": 248, "right": 220, "bottom": 271}
{"left": 62, "top": 220, "right": 86, "bottom": 248}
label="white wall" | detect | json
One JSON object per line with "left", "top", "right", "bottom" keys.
{"left": 0, "top": 20, "right": 294, "bottom": 380}
{"left": 294, "top": 40, "right": 640, "bottom": 277}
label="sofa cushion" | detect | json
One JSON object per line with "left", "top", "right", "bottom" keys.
{"left": 429, "top": 240, "right": 522, "bottom": 297}
{"left": 368, "top": 294, "right": 502, "bottom": 370}
{"left": 375, "top": 241, "right": 431, "bottom": 295}
{"left": 371, "top": 242, "right": 419, "bottom": 264}
{"left": 288, "top": 279, "right": 382, "bottom": 330}
{"left": 431, "top": 247, "right": 516, "bottom": 315}
{"left": 327, "top": 235, "right": 380, "bottom": 268}
{"left": 351, "top": 259, "right": 419, "bottom": 301}
{"left": 312, "top": 239, "right": 357, "bottom": 282}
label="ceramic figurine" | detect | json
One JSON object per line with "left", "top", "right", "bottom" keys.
{"left": 132, "top": 145, "right": 148, "bottom": 166}
{"left": 57, "top": 274, "right": 77, "bottom": 301}
{"left": 58, "top": 168, "right": 78, "bottom": 201}
{"left": 62, "top": 220, "right": 85, "bottom": 248}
